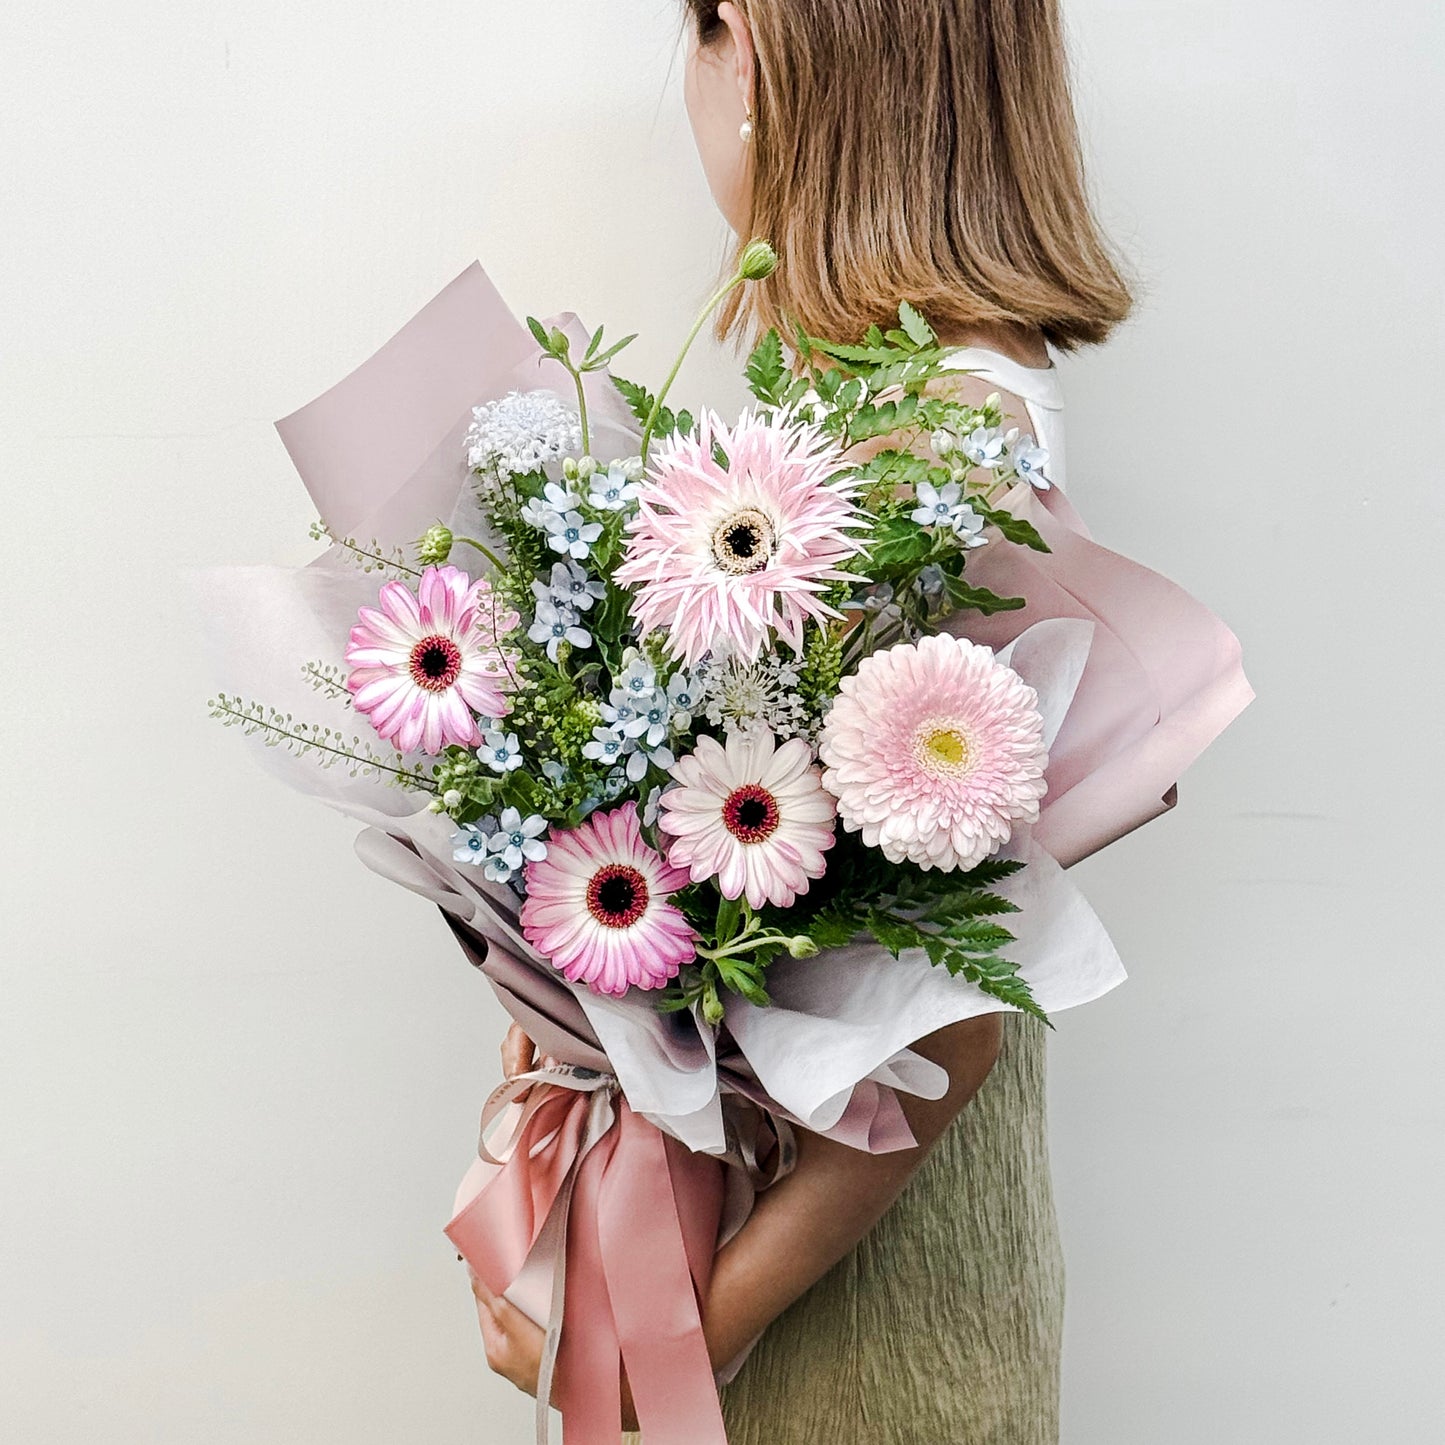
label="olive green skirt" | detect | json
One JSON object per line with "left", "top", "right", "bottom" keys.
{"left": 716, "top": 1014, "right": 1063, "bottom": 1444}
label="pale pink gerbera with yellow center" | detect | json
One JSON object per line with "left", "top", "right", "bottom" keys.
{"left": 661, "top": 730, "right": 837, "bottom": 909}
{"left": 521, "top": 803, "right": 697, "bottom": 997}
{"left": 345, "top": 565, "right": 518, "bottom": 756}
{"left": 615, "top": 411, "right": 865, "bottom": 668}
{"left": 818, "top": 634, "right": 1048, "bottom": 872}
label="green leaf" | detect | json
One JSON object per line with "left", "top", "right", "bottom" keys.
{"left": 611, "top": 374, "right": 653, "bottom": 427}
{"left": 805, "top": 907, "right": 866, "bottom": 951}
{"left": 976, "top": 503, "right": 1052, "bottom": 553}
{"left": 526, "top": 315, "right": 552, "bottom": 351}
{"left": 864, "top": 516, "right": 934, "bottom": 571}
{"left": 898, "top": 301, "right": 937, "bottom": 349}
{"left": 958, "top": 858, "right": 1026, "bottom": 888}
{"left": 922, "top": 890, "right": 1021, "bottom": 925}
{"left": 585, "top": 334, "right": 638, "bottom": 370}
{"left": 865, "top": 911, "right": 925, "bottom": 959}
{"left": 745, "top": 328, "right": 788, "bottom": 406}
{"left": 944, "top": 575, "right": 1027, "bottom": 615}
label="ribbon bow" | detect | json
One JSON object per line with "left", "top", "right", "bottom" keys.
{"left": 446, "top": 1064, "right": 728, "bottom": 1444}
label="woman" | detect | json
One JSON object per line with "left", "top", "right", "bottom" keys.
{"left": 473, "top": 2, "right": 1133, "bottom": 1438}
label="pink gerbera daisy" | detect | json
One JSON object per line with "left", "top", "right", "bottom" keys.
{"left": 661, "top": 730, "right": 836, "bottom": 909}
{"left": 520, "top": 803, "right": 697, "bottom": 996}
{"left": 817, "top": 633, "right": 1048, "bottom": 872}
{"left": 615, "top": 410, "right": 865, "bottom": 668}
{"left": 345, "top": 565, "right": 518, "bottom": 756}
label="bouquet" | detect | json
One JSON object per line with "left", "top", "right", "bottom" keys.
{"left": 200, "top": 244, "right": 1252, "bottom": 1444}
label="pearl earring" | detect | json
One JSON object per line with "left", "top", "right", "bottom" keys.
{"left": 740, "top": 111, "right": 755, "bottom": 144}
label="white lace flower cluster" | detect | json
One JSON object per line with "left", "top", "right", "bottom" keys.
{"left": 465, "top": 390, "right": 582, "bottom": 481}
{"left": 697, "top": 648, "right": 812, "bottom": 742}
{"left": 582, "top": 651, "right": 698, "bottom": 785}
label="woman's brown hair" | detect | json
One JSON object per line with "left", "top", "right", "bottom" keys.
{"left": 684, "top": 0, "right": 1133, "bottom": 351}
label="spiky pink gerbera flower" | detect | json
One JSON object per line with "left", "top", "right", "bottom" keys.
{"left": 345, "top": 565, "right": 518, "bottom": 756}
{"left": 520, "top": 803, "right": 697, "bottom": 996}
{"left": 817, "top": 633, "right": 1048, "bottom": 872}
{"left": 661, "top": 730, "right": 836, "bottom": 909}
{"left": 615, "top": 411, "right": 865, "bottom": 668}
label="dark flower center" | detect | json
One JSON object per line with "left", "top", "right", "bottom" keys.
{"left": 722, "top": 784, "right": 781, "bottom": 845}
{"left": 711, "top": 508, "right": 775, "bottom": 576}
{"left": 586, "top": 864, "right": 650, "bottom": 929}
{"left": 408, "top": 634, "right": 463, "bottom": 692}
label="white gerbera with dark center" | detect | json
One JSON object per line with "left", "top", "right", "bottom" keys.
{"left": 661, "top": 730, "right": 837, "bottom": 909}
{"left": 615, "top": 410, "right": 866, "bottom": 669}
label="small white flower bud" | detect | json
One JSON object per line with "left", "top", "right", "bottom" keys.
{"left": 576, "top": 456, "right": 598, "bottom": 480}
{"left": 931, "top": 429, "right": 955, "bottom": 459}
{"left": 443, "top": 789, "right": 464, "bottom": 810}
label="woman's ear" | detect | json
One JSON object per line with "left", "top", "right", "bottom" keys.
{"left": 716, "top": 1, "right": 758, "bottom": 114}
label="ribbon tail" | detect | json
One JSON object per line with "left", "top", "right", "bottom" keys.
{"left": 597, "top": 1104, "right": 727, "bottom": 1445}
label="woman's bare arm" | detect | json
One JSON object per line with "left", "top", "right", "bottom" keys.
{"left": 699, "top": 1013, "right": 1003, "bottom": 1369}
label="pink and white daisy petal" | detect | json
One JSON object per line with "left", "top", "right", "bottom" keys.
{"left": 817, "top": 634, "right": 1049, "bottom": 872}
{"left": 520, "top": 803, "right": 697, "bottom": 998}
{"left": 660, "top": 729, "right": 836, "bottom": 909}
{"left": 344, "top": 565, "right": 518, "bottom": 756}
{"left": 615, "top": 411, "right": 867, "bottom": 669}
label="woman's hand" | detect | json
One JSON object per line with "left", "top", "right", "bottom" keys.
{"left": 502, "top": 1020, "right": 537, "bottom": 1083}
{"left": 470, "top": 1270, "right": 545, "bottom": 1400}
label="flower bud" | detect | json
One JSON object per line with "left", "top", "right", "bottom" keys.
{"left": 548, "top": 328, "right": 571, "bottom": 357}
{"left": 417, "top": 524, "right": 453, "bottom": 565}
{"left": 786, "top": 936, "right": 820, "bottom": 959}
{"left": 739, "top": 239, "right": 779, "bottom": 282}
{"left": 931, "top": 429, "right": 955, "bottom": 459}
{"left": 984, "top": 391, "right": 1002, "bottom": 412}
{"left": 563, "top": 457, "right": 580, "bottom": 481}
{"left": 443, "top": 789, "right": 464, "bottom": 810}
{"left": 703, "top": 991, "right": 727, "bottom": 1027}
{"left": 576, "top": 456, "right": 598, "bottom": 480}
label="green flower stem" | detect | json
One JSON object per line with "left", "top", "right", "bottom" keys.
{"left": 696, "top": 931, "right": 790, "bottom": 965}
{"left": 640, "top": 272, "right": 748, "bottom": 464}
{"left": 566, "top": 359, "right": 591, "bottom": 457}
{"left": 452, "top": 535, "right": 510, "bottom": 576}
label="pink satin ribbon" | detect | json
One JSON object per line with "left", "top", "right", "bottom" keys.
{"left": 445, "top": 1067, "right": 727, "bottom": 1444}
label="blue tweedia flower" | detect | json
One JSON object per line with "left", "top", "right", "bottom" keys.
{"left": 478, "top": 729, "right": 525, "bottom": 774}
{"left": 542, "top": 481, "right": 582, "bottom": 514}
{"left": 625, "top": 741, "right": 674, "bottom": 784}
{"left": 615, "top": 653, "right": 658, "bottom": 700}
{"left": 587, "top": 460, "right": 642, "bottom": 513}
{"left": 600, "top": 696, "right": 643, "bottom": 733}
{"left": 666, "top": 670, "right": 702, "bottom": 722}
{"left": 520, "top": 496, "right": 562, "bottom": 531}
{"left": 582, "top": 725, "right": 629, "bottom": 767}
{"left": 451, "top": 823, "right": 493, "bottom": 866}
{"left": 962, "top": 426, "right": 1008, "bottom": 469}
{"left": 541, "top": 759, "right": 569, "bottom": 786}
{"left": 528, "top": 600, "right": 592, "bottom": 661}
{"left": 487, "top": 808, "right": 548, "bottom": 870}
{"left": 533, "top": 560, "right": 606, "bottom": 613}
{"left": 631, "top": 688, "right": 672, "bottom": 749}
{"left": 545, "top": 509, "right": 603, "bottom": 561}
{"left": 483, "top": 853, "right": 516, "bottom": 885}
{"left": 911, "top": 479, "right": 966, "bottom": 529}
{"left": 951, "top": 503, "right": 989, "bottom": 549}
{"left": 1013, "top": 436, "right": 1051, "bottom": 490}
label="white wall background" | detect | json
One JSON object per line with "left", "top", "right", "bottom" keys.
{"left": 2, "top": 2, "right": 1440, "bottom": 1441}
